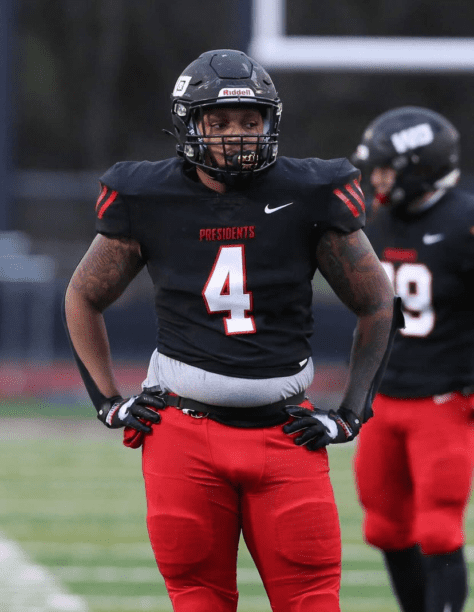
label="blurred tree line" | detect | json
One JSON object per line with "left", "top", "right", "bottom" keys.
{"left": 16, "top": 0, "right": 474, "bottom": 172}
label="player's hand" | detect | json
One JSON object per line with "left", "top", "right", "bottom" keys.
{"left": 97, "top": 392, "right": 165, "bottom": 432}
{"left": 283, "top": 406, "right": 361, "bottom": 450}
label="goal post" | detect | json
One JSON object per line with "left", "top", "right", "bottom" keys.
{"left": 248, "top": 0, "right": 474, "bottom": 72}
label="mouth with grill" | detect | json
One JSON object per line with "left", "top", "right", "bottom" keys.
{"left": 220, "top": 137, "right": 260, "bottom": 171}
{"left": 197, "top": 133, "right": 265, "bottom": 173}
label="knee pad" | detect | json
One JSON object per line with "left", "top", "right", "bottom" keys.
{"left": 363, "top": 511, "right": 415, "bottom": 551}
{"left": 417, "top": 508, "right": 465, "bottom": 555}
{"left": 148, "top": 511, "right": 239, "bottom": 611}
{"left": 416, "top": 453, "right": 471, "bottom": 555}
{"left": 147, "top": 510, "right": 212, "bottom": 579}
{"left": 275, "top": 500, "right": 341, "bottom": 569}
{"left": 421, "top": 453, "right": 472, "bottom": 507}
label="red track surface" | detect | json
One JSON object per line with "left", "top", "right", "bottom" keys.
{"left": 0, "top": 360, "right": 348, "bottom": 399}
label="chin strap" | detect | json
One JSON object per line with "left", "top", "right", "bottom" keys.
{"left": 202, "top": 165, "right": 254, "bottom": 189}
{"left": 373, "top": 192, "right": 390, "bottom": 206}
{"left": 362, "top": 296, "right": 405, "bottom": 422}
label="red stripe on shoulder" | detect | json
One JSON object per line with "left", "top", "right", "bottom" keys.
{"left": 97, "top": 190, "right": 118, "bottom": 219}
{"left": 345, "top": 181, "right": 366, "bottom": 212}
{"left": 95, "top": 185, "right": 108, "bottom": 211}
{"left": 353, "top": 178, "right": 363, "bottom": 196}
{"left": 333, "top": 188, "right": 360, "bottom": 217}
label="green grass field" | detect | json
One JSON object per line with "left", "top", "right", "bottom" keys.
{"left": 1, "top": 399, "right": 473, "bottom": 611}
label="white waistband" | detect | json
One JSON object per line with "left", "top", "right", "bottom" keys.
{"left": 142, "top": 350, "right": 314, "bottom": 408}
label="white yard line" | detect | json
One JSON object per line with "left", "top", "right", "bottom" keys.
{"left": 84, "top": 595, "right": 273, "bottom": 611}
{"left": 0, "top": 533, "right": 88, "bottom": 612}
{"left": 24, "top": 541, "right": 154, "bottom": 560}
{"left": 84, "top": 594, "right": 397, "bottom": 612}
{"left": 3, "top": 537, "right": 472, "bottom": 611}
{"left": 52, "top": 566, "right": 264, "bottom": 584}
{"left": 25, "top": 539, "right": 474, "bottom": 562}
{"left": 52, "top": 564, "right": 390, "bottom": 586}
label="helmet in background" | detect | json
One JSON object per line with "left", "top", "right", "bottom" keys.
{"left": 171, "top": 49, "right": 282, "bottom": 184}
{"left": 352, "top": 106, "right": 460, "bottom": 207}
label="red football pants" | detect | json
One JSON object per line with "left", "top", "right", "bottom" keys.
{"left": 142, "top": 404, "right": 341, "bottom": 612}
{"left": 354, "top": 392, "right": 474, "bottom": 555}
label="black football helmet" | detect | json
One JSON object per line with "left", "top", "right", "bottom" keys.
{"left": 170, "top": 49, "right": 282, "bottom": 184}
{"left": 351, "top": 106, "right": 460, "bottom": 208}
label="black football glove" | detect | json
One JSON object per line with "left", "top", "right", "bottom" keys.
{"left": 283, "top": 405, "right": 361, "bottom": 451}
{"left": 97, "top": 392, "right": 165, "bottom": 433}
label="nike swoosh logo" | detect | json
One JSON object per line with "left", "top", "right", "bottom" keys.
{"left": 423, "top": 233, "right": 444, "bottom": 245}
{"left": 265, "top": 202, "right": 294, "bottom": 214}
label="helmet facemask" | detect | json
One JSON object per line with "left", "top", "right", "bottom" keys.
{"left": 379, "top": 152, "right": 460, "bottom": 209}
{"left": 176, "top": 102, "right": 280, "bottom": 185}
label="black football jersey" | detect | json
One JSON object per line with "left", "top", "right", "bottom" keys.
{"left": 366, "top": 189, "right": 474, "bottom": 397}
{"left": 96, "top": 156, "right": 365, "bottom": 378}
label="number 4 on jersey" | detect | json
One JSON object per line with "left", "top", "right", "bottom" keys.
{"left": 203, "top": 245, "right": 256, "bottom": 335}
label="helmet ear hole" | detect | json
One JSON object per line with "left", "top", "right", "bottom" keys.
{"left": 170, "top": 49, "right": 281, "bottom": 184}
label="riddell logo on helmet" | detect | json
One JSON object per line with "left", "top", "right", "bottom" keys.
{"left": 218, "top": 88, "right": 255, "bottom": 97}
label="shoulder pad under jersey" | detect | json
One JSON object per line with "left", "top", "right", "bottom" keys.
{"left": 271, "top": 157, "right": 366, "bottom": 233}
{"left": 326, "top": 157, "right": 366, "bottom": 229}
{"left": 99, "top": 158, "right": 183, "bottom": 196}
{"left": 439, "top": 188, "right": 474, "bottom": 272}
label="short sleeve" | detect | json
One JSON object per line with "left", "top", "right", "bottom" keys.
{"left": 322, "top": 158, "right": 366, "bottom": 234}
{"left": 94, "top": 183, "right": 131, "bottom": 238}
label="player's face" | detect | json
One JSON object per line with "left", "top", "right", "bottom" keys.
{"left": 199, "top": 107, "right": 264, "bottom": 169}
{"left": 370, "top": 167, "right": 397, "bottom": 196}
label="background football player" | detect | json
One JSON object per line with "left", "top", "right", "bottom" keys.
{"left": 352, "top": 106, "right": 474, "bottom": 612}
{"left": 64, "top": 49, "right": 397, "bottom": 611}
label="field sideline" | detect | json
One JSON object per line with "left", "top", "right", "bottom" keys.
{"left": 1, "top": 399, "right": 473, "bottom": 612}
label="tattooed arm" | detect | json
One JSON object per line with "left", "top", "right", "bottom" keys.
{"left": 316, "top": 228, "right": 394, "bottom": 420}
{"left": 64, "top": 234, "right": 145, "bottom": 398}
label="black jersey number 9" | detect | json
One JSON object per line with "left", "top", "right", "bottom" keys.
{"left": 202, "top": 245, "right": 256, "bottom": 335}
{"left": 382, "top": 261, "right": 434, "bottom": 337}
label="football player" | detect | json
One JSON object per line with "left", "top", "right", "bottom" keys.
{"left": 64, "top": 49, "right": 397, "bottom": 611}
{"left": 352, "top": 106, "right": 474, "bottom": 612}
